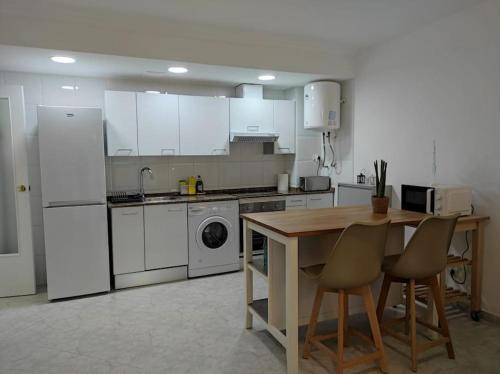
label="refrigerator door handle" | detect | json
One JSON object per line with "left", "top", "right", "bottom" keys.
{"left": 46, "top": 200, "right": 106, "bottom": 208}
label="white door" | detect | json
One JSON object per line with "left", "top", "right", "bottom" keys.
{"left": 229, "top": 98, "right": 274, "bottom": 133}
{"left": 104, "top": 91, "right": 138, "bottom": 156}
{"left": 179, "top": 96, "right": 229, "bottom": 155}
{"left": 0, "top": 85, "right": 36, "bottom": 297}
{"left": 137, "top": 93, "right": 180, "bottom": 156}
{"left": 38, "top": 107, "right": 106, "bottom": 206}
{"left": 274, "top": 100, "right": 296, "bottom": 154}
{"left": 144, "top": 203, "right": 188, "bottom": 270}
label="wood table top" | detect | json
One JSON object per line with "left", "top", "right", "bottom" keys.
{"left": 241, "top": 205, "right": 489, "bottom": 238}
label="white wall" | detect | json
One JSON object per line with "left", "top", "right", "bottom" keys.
{"left": 0, "top": 71, "right": 291, "bottom": 286}
{"left": 353, "top": 0, "right": 500, "bottom": 316}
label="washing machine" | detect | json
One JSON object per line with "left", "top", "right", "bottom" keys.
{"left": 188, "top": 199, "right": 240, "bottom": 277}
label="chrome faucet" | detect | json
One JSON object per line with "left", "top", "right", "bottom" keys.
{"left": 139, "top": 166, "right": 154, "bottom": 200}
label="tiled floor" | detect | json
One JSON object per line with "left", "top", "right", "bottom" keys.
{"left": 1, "top": 272, "right": 499, "bottom": 373}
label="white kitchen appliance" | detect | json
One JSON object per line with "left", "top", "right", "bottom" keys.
{"left": 38, "top": 106, "right": 110, "bottom": 300}
{"left": 188, "top": 199, "right": 239, "bottom": 277}
{"left": 401, "top": 184, "right": 472, "bottom": 216}
{"left": 304, "top": 81, "right": 341, "bottom": 131}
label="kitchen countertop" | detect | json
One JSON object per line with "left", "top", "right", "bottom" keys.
{"left": 107, "top": 187, "right": 335, "bottom": 208}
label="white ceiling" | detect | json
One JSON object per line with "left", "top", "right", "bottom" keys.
{"left": 11, "top": 0, "right": 482, "bottom": 48}
{"left": 0, "top": 45, "right": 330, "bottom": 88}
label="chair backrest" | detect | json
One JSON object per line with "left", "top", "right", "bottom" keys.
{"left": 389, "top": 215, "right": 458, "bottom": 280}
{"left": 317, "top": 218, "right": 391, "bottom": 290}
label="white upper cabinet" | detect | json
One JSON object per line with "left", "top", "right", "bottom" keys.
{"left": 137, "top": 93, "right": 180, "bottom": 156}
{"left": 179, "top": 96, "right": 229, "bottom": 155}
{"left": 273, "top": 100, "right": 296, "bottom": 154}
{"left": 104, "top": 91, "right": 138, "bottom": 156}
{"left": 229, "top": 98, "right": 274, "bottom": 133}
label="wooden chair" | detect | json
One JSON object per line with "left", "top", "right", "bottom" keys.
{"left": 376, "top": 215, "right": 458, "bottom": 372}
{"left": 302, "top": 219, "right": 391, "bottom": 374}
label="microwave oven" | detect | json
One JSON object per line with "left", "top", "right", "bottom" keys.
{"left": 401, "top": 184, "right": 472, "bottom": 216}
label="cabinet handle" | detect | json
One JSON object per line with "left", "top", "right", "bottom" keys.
{"left": 290, "top": 199, "right": 303, "bottom": 203}
{"left": 161, "top": 148, "right": 176, "bottom": 155}
{"left": 115, "top": 148, "right": 133, "bottom": 156}
{"left": 247, "top": 125, "right": 259, "bottom": 132}
{"left": 168, "top": 208, "right": 184, "bottom": 212}
{"left": 212, "top": 149, "right": 227, "bottom": 155}
{"left": 121, "top": 212, "right": 138, "bottom": 216}
{"left": 279, "top": 147, "right": 290, "bottom": 150}
{"left": 309, "top": 198, "right": 323, "bottom": 201}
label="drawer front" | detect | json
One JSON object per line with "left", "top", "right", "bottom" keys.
{"left": 306, "top": 193, "right": 334, "bottom": 209}
{"left": 286, "top": 195, "right": 306, "bottom": 209}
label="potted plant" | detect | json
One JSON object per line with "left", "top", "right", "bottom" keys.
{"left": 372, "top": 160, "right": 389, "bottom": 214}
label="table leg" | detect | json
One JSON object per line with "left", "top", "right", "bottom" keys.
{"left": 471, "top": 223, "right": 484, "bottom": 321}
{"left": 243, "top": 220, "right": 253, "bottom": 329}
{"left": 285, "top": 237, "right": 299, "bottom": 374}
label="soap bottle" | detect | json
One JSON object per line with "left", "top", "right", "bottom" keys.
{"left": 188, "top": 176, "right": 196, "bottom": 195}
{"left": 196, "top": 175, "right": 204, "bottom": 194}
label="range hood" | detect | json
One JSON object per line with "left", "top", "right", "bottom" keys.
{"left": 230, "top": 131, "right": 279, "bottom": 143}
{"left": 230, "top": 84, "right": 280, "bottom": 143}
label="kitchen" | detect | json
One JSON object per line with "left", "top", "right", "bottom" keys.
{"left": 1, "top": 1, "right": 500, "bottom": 373}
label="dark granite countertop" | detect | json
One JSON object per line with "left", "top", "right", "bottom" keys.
{"left": 107, "top": 187, "right": 335, "bottom": 208}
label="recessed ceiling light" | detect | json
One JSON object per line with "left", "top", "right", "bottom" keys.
{"left": 145, "top": 90, "right": 161, "bottom": 94}
{"left": 51, "top": 56, "right": 76, "bottom": 64}
{"left": 61, "top": 85, "right": 79, "bottom": 90}
{"left": 168, "top": 66, "right": 188, "bottom": 74}
{"left": 258, "top": 74, "right": 275, "bottom": 81}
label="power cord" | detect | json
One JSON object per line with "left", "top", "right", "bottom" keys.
{"left": 450, "top": 204, "right": 474, "bottom": 285}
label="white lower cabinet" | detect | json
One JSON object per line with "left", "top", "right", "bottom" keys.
{"left": 286, "top": 193, "right": 334, "bottom": 210}
{"left": 306, "top": 193, "right": 334, "bottom": 209}
{"left": 144, "top": 204, "right": 188, "bottom": 270}
{"left": 286, "top": 195, "right": 307, "bottom": 210}
{"left": 111, "top": 206, "right": 145, "bottom": 275}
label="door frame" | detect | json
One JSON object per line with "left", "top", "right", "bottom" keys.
{"left": 0, "top": 85, "right": 36, "bottom": 297}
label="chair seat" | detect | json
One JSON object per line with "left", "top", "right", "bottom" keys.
{"left": 382, "top": 254, "right": 401, "bottom": 273}
{"left": 300, "top": 264, "right": 325, "bottom": 279}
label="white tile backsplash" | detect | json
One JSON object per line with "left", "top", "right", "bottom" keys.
{"left": 41, "top": 76, "right": 77, "bottom": 106}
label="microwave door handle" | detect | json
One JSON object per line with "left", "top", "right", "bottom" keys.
{"left": 426, "top": 189, "right": 433, "bottom": 214}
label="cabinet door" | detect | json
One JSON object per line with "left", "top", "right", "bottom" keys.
{"left": 111, "top": 206, "right": 144, "bottom": 274}
{"left": 144, "top": 204, "right": 188, "bottom": 270}
{"left": 105, "top": 91, "right": 138, "bottom": 156}
{"left": 137, "top": 93, "right": 180, "bottom": 156}
{"left": 179, "top": 96, "right": 229, "bottom": 155}
{"left": 229, "top": 98, "right": 274, "bottom": 133}
{"left": 286, "top": 195, "right": 306, "bottom": 210}
{"left": 274, "top": 100, "right": 296, "bottom": 154}
{"left": 306, "top": 193, "right": 334, "bottom": 209}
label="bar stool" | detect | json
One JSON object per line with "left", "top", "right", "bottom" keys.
{"left": 376, "top": 215, "right": 458, "bottom": 372}
{"left": 302, "top": 219, "right": 391, "bottom": 374}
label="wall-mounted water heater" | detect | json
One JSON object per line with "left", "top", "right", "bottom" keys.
{"left": 304, "top": 81, "right": 341, "bottom": 131}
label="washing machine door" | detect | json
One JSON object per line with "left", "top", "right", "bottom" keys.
{"left": 196, "top": 216, "right": 232, "bottom": 251}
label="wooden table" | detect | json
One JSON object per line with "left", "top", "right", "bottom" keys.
{"left": 241, "top": 206, "right": 488, "bottom": 374}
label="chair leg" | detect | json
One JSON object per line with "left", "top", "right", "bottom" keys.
{"left": 408, "top": 280, "right": 418, "bottom": 372}
{"left": 303, "top": 287, "right": 324, "bottom": 359}
{"left": 430, "top": 275, "right": 455, "bottom": 359}
{"left": 337, "top": 290, "right": 345, "bottom": 374}
{"left": 405, "top": 284, "right": 411, "bottom": 335}
{"left": 362, "top": 286, "right": 388, "bottom": 373}
{"left": 376, "top": 274, "right": 391, "bottom": 322}
{"left": 343, "top": 292, "right": 349, "bottom": 346}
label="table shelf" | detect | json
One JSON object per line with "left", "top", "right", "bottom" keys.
{"left": 247, "top": 258, "right": 268, "bottom": 281}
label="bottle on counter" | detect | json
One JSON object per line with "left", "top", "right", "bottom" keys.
{"left": 179, "top": 180, "right": 188, "bottom": 195}
{"left": 196, "top": 175, "right": 204, "bottom": 194}
{"left": 188, "top": 176, "right": 196, "bottom": 195}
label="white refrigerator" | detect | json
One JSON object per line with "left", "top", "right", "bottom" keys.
{"left": 38, "top": 106, "right": 110, "bottom": 300}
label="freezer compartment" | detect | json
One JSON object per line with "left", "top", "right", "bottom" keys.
{"left": 44, "top": 204, "right": 110, "bottom": 300}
